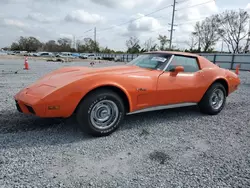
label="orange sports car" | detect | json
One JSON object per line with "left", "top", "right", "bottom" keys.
{"left": 14, "top": 51, "right": 240, "bottom": 136}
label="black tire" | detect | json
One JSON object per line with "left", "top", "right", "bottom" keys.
{"left": 198, "top": 82, "right": 226, "bottom": 115}
{"left": 76, "top": 89, "right": 125, "bottom": 137}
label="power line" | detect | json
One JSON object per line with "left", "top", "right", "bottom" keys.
{"left": 93, "top": 0, "right": 216, "bottom": 47}
{"left": 96, "top": 4, "right": 173, "bottom": 33}
{"left": 96, "top": 0, "right": 215, "bottom": 35}
{"left": 176, "top": 16, "right": 211, "bottom": 25}
{"left": 83, "top": 28, "right": 93, "bottom": 33}
{"left": 177, "top": 0, "right": 190, "bottom": 3}
{"left": 176, "top": 0, "right": 215, "bottom": 11}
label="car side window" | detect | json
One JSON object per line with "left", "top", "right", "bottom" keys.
{"left": 166, "top": 55, "right": 200, "bottom": 73}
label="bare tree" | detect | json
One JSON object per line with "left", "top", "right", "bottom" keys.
{"left": 243, "top": 21, "right": 250, "bottom": 53}
{"left": 216, "top": 9, "right": 250, "bottom": 53}
{"left": 125, "top": 36, "right": 141, "bottom": 53}
{"left": 143, "top": 37, "right": 157, "bottom": 52}
{"left": 126, "top": 36, "right": 140, "bottom": 49}
{"left": 192, "top": 15, "right": 219, "bottom": 52}
{"left": 185, "top": 36, "right": 198, "bottom": 51}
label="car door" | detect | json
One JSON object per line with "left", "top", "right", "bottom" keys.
{"left": 156, "top": 55, "right": 206, "bottom": 105}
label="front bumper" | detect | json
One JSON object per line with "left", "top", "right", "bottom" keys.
{"left": 14, "top": 88, "right": 47, "bottom": 117}
{"left": 14, "top": 94, "right": 46, "bottom": 117}
{"left": 14, "top": 87, "right": 79, "bottom": 118}
{"left": 15, "top": 100, "right": 36, "bottom": 115}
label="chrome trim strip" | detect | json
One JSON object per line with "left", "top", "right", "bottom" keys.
{"left": 162, "top": 54, "right": 175, "bottom": 72}
{"left": 126, "top": 102, "right": 197, "bottom": 115}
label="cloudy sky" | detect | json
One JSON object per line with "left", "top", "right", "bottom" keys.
{"left": 0, "top": 0, "right": 250, "bottom": 51}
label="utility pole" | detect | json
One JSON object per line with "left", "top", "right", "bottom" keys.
{"left": 221, "top": 40, "right": 224, "bottom": 53}
{"left": 169, "top": 0, "right": 177, "bottom": 49}
{"left": 73, "top": 35, "right": 76, "bottom": 50}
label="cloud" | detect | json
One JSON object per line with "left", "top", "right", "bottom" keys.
{"left": 91, "top": 0, "right": 164, "bottom": 9}
{"left": 59, "top": 33, "right": 73, "bottom": 39}
{"left": 3, "top": 19, "right": 26, "bottom": 28}
{"left": 0, "top": 0, "right": 29, "bottom": 4}
{"left": 175, "top": 0, "right": 218, "bottom": 21}
{"left": 246, "top": 3, "right": 250, "bottom": 12}
{"left": 114, "top": 13, "right": 164, "bottom": 37}
{"left": 0, "top": 0, "right": 239, "bottom": 51}
{"left": 0, "top": 0, "right": 68, "bottom": 3}
{"left": 127, "top": 14, "right": 162, "bottom": 32}
{"left": 27, "top": 13, "right": 58, "bottom": 23}
{"left": 65, "top": 10, "right": 104, "bottom": 24}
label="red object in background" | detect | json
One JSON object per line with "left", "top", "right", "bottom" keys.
{"left": 24, "top": 56, "right": 29, "bottom": 70}
{"left": 235, "top": 64, "right": 240, "bottom": 75}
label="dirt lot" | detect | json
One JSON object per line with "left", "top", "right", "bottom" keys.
{"left": 0, "top": 59, "right": 250, "bottom": 188}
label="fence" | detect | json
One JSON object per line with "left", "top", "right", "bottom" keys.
{"left": 96, "top": 53, "right": 250, "bottom": 71}
{"left": 200, "top": 53, "right": 250, "bottom": 71}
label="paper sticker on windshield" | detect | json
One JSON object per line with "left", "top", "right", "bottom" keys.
{"left": 151, "top": 57, "right": 167, "bottom": 62}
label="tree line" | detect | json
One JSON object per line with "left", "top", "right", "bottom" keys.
{"left": 2, "top": 9, "right": 250, "bottom": 54}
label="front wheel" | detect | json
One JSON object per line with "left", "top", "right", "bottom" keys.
{"left": 76, "top": 89, "right": 125, "bottom": 136}
{"left": 198, "top": 83, "right": 226, "bottom": 115}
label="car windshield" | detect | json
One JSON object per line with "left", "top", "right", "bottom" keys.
{"left": 126, "top": 53, "right": 171, "bottom": 70}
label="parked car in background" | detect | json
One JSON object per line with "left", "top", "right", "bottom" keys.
{"left": 71, "top": 53, "right": 80, "bottom": 58}
{"left": 79, "top": 53, "right": 89, "bottom": 59}
{"left": 7, "top": 51, "right": 16, "bottom": 55}
{"left": 56, "top": 52, "right": 72, "bottom": 58}
{"left": 34, "top": 52, "right": 55, "bottom": 57}
{"left": 114, "top": 55, "right": 122, "bottom": 62}
{"left": 87, "top": 53, "right": 102, "bottom": 60}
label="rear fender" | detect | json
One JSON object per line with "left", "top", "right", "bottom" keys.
{"left": 198, "top": 68, "right": 229, "bottom": 100}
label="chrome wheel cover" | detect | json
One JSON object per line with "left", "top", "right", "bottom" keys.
{"left": 209, "top": 88, "right": 224, "bottom": 110}
{"left": 90, "top": 100, "right": 119, "bottom": 130}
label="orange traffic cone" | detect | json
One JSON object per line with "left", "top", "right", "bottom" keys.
{"left": 235, "top": 64, "right": 240, "bottom": 75}
{"left": 24, "top": 56, "right": 29, "bottom": 70}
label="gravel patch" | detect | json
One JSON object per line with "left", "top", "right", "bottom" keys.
{"left": 0, "top": 59, "right": 250, "bottom": 187}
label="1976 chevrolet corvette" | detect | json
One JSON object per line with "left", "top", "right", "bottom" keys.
{"left": 14, "top": 51, "right": 240, "bottom": 136}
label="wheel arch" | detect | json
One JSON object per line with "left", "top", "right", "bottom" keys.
{"left": 212, "top": 78, "right": 229, "bottom": 96}
{"left": 74, "top": 84, "right": 132, "bottom": 114}
{"left": 205, "top": 78, "right": 229, "bottom": 97}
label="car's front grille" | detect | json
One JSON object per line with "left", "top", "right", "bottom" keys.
{"left": 15, "top": 100, "right": 23, "bottom": 113}
{"left": 25, "top": 105, "right": 35, "bottom": 114}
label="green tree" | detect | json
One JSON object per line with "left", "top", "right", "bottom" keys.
{"left": 157, "top": 35, "right": 169, "bottom": 50}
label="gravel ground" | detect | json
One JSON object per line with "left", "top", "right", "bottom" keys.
{"left": 0, "top": 59, "right": 250, "bottom": 188}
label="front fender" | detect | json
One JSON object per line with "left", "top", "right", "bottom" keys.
{"left": 82, "top": 81, "right": 133, "bottom": 112}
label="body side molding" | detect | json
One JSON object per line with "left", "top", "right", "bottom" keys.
{"left": 126, "top": 102, "right": 197, "bottom": 115}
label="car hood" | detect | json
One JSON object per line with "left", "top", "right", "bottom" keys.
{"left": 23, "top": 65, "right": 152, "bottom": 94}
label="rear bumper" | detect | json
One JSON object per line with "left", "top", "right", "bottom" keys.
{"left": 228, "top": 77, "right": 241, "bottom": 95}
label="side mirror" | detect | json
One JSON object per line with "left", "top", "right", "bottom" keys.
{"left": 170, "top": 66, "right": 184, "bottom": 74}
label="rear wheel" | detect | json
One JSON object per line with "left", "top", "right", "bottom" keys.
{"left": 76, "top": 89, "right": 125, "bottom": 136}
{"left": 198, "top": 83, "right": 226, "bottom": 115}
